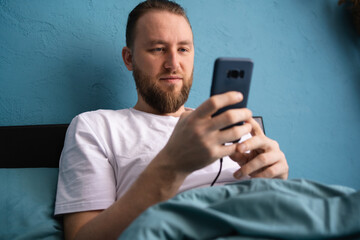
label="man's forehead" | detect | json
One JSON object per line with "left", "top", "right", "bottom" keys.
{"left": 135, "top": 10, "right": 193, "bottom": 44}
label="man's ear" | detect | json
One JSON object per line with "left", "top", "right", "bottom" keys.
{"left": 122, "top": 46, "right": 133, "bottom": 71}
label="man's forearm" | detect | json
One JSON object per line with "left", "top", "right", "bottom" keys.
{"left": 73, "top": 150, "right": 188, "bottom": 240}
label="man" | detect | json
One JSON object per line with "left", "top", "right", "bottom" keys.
{"left": 55, "top": 1, "right": 288, "bottom": 239}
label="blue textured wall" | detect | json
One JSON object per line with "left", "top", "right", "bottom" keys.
{"left": 1, "top": 1, "right": 359, "bottom": 189}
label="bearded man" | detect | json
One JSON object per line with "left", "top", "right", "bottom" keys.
{"left": 55, "top": 1, "right": 289, "bottom": 239}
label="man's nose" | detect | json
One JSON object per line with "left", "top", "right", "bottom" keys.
{"left": 164, "top": 50, "right": 179, "bottom": 72}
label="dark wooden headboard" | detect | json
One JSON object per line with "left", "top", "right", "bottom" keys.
{"left": 0, "top": 124, "right": 69, "bottom": 168}
{"left": 0, "top": 117, "right": 264, "bottom": 168}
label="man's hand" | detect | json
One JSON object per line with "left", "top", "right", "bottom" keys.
{"left": 230, "top": 118, "right": 289, "bottom": 179}
{"left": 158, "top": 91, "right": 253, "bottom": 174}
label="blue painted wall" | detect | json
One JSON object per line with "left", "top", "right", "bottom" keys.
{"left": 1, "top": 1, "right": 359, "bottom": 189}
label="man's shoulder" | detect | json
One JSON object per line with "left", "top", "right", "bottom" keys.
{"left": 77, "top": 108, "right": 130, "bottom": 120}
{"left": 69, "top": 109, "right": 132, "bottom": 130}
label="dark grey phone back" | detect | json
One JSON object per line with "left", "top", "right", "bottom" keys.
{"left": 210, "top": 57, "right": 253, "bottom": 118}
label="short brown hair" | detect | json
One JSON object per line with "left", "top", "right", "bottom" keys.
{"left": 126, "top": 0, "right": 191, "bottom": 49}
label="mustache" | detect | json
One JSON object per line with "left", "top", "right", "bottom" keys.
{"left": 157, "top": 70, "right": 184, "bottom": 79}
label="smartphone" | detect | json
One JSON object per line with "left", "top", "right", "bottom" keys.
{"left": 210, "top": 57, "right": 253, "bottom": 129}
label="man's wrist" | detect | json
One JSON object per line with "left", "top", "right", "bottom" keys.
{"left": 143, "top": 149, "right": 189, "bottom": 198}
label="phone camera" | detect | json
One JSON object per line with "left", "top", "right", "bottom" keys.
{"left": 227, "top": 70, "right": 245, "bottom": 79}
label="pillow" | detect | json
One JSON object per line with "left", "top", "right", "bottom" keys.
{"left": 0, "top": 168, "right": 63, "bottom": 240}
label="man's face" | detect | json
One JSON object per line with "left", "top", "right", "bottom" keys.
{"left": 130, "top": 10, "right": 194, "bottom": 114}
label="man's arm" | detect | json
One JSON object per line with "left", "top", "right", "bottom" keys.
{"left": 65, "top": 91, "right": 253, "bottom": 240}
{"left": 64, "top": 211, "right": 102, "bottom": 240}
{"left": 69, "top": 154, "right": 188, "bottom": 240}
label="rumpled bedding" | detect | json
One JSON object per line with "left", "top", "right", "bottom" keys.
{"left": 119, "top": 178, "right": 360, "bottom": 240}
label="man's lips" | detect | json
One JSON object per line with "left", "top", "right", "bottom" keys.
{"left": 159, "top": 76, "right": 183, "bottom": 84}
{"left": 159, "top": 76, "right": 183, "bottom": 81}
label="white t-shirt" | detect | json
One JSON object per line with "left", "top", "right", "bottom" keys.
{"left": 55, "top": 108, "right": 249, "bottom": 215}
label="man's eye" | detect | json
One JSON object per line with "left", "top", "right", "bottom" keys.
{"left": 179, "top": 48, "right": 188, "bottom": 52}
{"left": 152, "top": 48, "right": 164, "bottom": 52}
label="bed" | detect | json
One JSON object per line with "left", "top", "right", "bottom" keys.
{"left": 0, "top": 118, "right": 359, "bottom": 240}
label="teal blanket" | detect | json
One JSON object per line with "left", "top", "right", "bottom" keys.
{"left": 119, "top": 179, "right": 360, "bottom": 239}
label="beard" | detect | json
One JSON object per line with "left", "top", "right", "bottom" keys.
{"left": 132, "top": 64, "right": 193, "bottom": 114}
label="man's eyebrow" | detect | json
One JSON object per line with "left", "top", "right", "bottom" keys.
{"left": 147, "top": 40, "right": 193, "bottom": 46}
{"left": 178, "top": 40, "right": 193, "bottom": 46}
{"left": 148, "top": 40, "right": 166, "bottom": 45}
